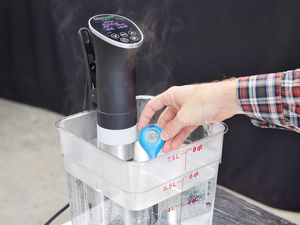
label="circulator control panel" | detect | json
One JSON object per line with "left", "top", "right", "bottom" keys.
{"left": 89, "top": 14, "right": 143, "bottom": 48}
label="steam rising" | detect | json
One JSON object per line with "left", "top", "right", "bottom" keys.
{"left": 50, "top": 0, "right": 183, "bottom": 114}
{"left": 116, "top": 0, "right": 179, "bottom": 94}
{"left": 50, "top": 0, "right": 85, "bottom": 114}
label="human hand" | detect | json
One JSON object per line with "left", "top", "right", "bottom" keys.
{"left": 138, "top": 78, "right": 243, "bottom": 152}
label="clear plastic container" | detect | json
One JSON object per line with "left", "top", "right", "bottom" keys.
{"left": 57, "top": 96, "right": 227, "bottom": 225}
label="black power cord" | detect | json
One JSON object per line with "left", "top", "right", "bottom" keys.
{"left": 44, "top": 203, "right": 70, "bottom": 225}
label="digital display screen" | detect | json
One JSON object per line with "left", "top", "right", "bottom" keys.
{"left": 145, "top": 129, "right": 160, "bottom": 143}
{"left": 102, "top": 20, "right": 129, "bottom": 32}
{"left": 90, "top": 14, "right": 142, "bottom": 45}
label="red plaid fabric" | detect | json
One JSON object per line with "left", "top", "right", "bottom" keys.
{"left": 238, "top": 69, "right": 300, "bottom": 133}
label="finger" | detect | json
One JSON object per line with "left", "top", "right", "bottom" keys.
{"left": 138, "top": 91, "right": 172, "bottom": 130}
{"left": 160, "top": 113, "right": 185, "bottom": 141}
{"left": 162, "top": 139, "right": 173, "bottom": 153}
{"left": 138, "top": 97, "right": 165, "bottom": 130}
{"left": 170, "top": 126, "right": 197, "bottom": 150}
{"left": 157, "top": 107, "right": 177, "bottom": 128}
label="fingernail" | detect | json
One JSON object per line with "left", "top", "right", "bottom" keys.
{"left": 161, "top": 131, "right": 168, "bottom": 140}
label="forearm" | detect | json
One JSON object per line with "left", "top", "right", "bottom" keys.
{"left": 237, "top": 69, "right": 300, "bottom": 132}
{"left": 138, "top": 69, "right": 299, "bottom": 152}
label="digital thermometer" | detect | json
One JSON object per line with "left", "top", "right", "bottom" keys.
{"left": 139, "top": 124, "right": 165, "bottom": 159}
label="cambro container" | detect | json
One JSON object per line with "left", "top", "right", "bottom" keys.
{"left": 56, "top": 96, "right": 227, "bottom": 225}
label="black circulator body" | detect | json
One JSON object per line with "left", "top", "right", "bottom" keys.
{"left": 88, "top": 14, "right": 144, "bottom": 161}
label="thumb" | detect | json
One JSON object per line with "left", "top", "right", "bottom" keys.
{"left": 160, "top": 113, "right": 186, "bottom": 141}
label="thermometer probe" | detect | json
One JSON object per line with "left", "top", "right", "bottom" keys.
{"left": 139, "top": 124, "right": 165, "bottom": 159}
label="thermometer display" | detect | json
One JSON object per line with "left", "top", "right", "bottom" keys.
{"left": 145, "top": 129, "right": 160, "bottom": 143}
{"left": 139, "top": 124, "right": 165, "bottom": 159}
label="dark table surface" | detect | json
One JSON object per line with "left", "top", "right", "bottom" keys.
{"left": 213, "top": 188, "right": 296, "bottom": 225}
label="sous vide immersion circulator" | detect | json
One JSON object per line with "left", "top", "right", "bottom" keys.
{"left": 88, "top": 14, "right": 144, "bottom": 161}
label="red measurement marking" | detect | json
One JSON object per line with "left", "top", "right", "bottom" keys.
{"left": 176, "top": 179, "right": 184, "bottom": 184}
{"left": 168, "top": 206, "right": 175, "bottom": 212}
{"left": 167, "top": 197, "right": 200, "bottom": 214}
{"left": 187, "top": 170, "right": 200, "bottom": 180}
{"left": 168, "top": 154, "right": 180, "bottom": 162}
{"left": 187, "top": 197, "right": 199, "bottom": 205}
{"left": 163, "top": 181, "right": 177, "bottom": 191}
{"left": 179, "top": 177, "right": 184, "bottom": 224}
{"left": 192, "top": 144, "right": 203, "bottom": 152}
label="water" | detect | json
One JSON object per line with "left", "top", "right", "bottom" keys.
{"left": 67, "top": 136, "right": 217, "bottom": 225}
{"left": 158, "top": 178, "right": 216, "bottom": 225}
{"left": 59, "top": 98, "right": 224, "bottom": 225}
{"left": 67, "top": 174, "right": 216, "bottom": 225}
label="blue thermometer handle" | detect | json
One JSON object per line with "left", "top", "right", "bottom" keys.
{"left": 139, "top": 124, "right": 165, "bottom": 159}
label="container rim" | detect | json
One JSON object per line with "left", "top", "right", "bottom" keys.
{"left": 55, "top": 110, "right": 92, "bottom": 130}
{"left": 56, "top": 110, "right": 228, "bottom": 166}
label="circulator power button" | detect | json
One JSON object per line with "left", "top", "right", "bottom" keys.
{"left": 120, "top": 37, "right": 129, "bottom": 43}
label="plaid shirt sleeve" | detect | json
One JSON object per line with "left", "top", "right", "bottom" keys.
{"left": 238, "top": 69, "right": 300, "bottom": 133}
